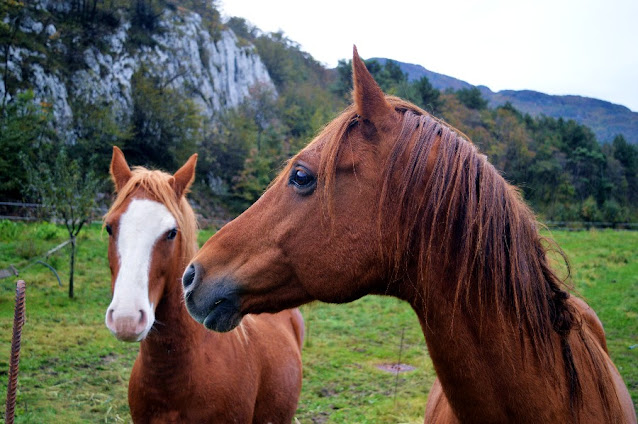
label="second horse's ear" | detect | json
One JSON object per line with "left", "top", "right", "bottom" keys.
{"left": 170, "top": 154, "right": 198, "bottom": 199}
{"left": 352, "top": 45, "right": 395, "bottom": 132}
{"left": 110, "top": 146, "right": 132, "bottom": 192}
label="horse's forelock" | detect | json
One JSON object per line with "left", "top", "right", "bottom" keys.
{"left": 105, "top": 167, "right": 198, "bottom": 260}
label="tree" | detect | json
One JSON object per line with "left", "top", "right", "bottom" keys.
{"left": 455, "top": 87, "right": 488, "bottom": 110}
{"left": 226, "top": 16, "right": 257, "bottom": 42}
{"left": 412, "top": 76, "right": 442, "bottom": 114}
{"left": 251, "top": 31, "right": 300, "bottom": 89}
{"left": 126, "top": 68, "right": 202, "bottom": 169}
{"left": 331, "top": 59, "right": 353, "bottom": 101}
{"left": 70, "top": 98, "right": 132, "bottom": 176}
{"left": 364, "top": 59, "right": 407, "bottom": 93}
{"left": 611, "top": 135, "right": 638, "bottom": 206}
{"left": 0, "top": 91, "right": 54, "bottom": 200}
{"left": 23, "top": 148, "right": 103, "bottom": 298}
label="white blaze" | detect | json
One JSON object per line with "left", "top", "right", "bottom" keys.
{"left": 106, "top": 198, "right": 176, "bottom": 341}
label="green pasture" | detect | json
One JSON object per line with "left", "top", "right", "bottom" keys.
{"left": 0, "top": 221, "right": 636, "bottom": 423}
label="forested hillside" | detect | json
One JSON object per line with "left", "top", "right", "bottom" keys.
{"left": 2, "top": 1, "right": 637, "bottom": 224}
{"left": 376, "top": 58, "right": 638, "bottom": 145}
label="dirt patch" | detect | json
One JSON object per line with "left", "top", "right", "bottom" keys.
{"left": 100, "top": 354, "right": 119, "bottom": 365}
{"left": 375, "top": 363, "right": 416, "bottom": 373}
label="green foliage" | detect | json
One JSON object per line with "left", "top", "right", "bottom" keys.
{"left": 364, "top": 59, "right": 407, "bottom": 93}
{"left": 248, "top": 29, "right": 329, "bottom": 92}
{"left": 198, "top": 83, "right": 288, "bottom": 211}
{"left": 22, "top": 147, "right": 104, "bottom": 297}
{"left": 125, "top": 68, "right": 202, "bottom": 169}
{"left": 0, "top": 91, "right": 55, "bottom": 200}
{"left": 412, "top": 76, "right": 442, "bottom": 114}
{"left": 331, "top": 59, "right": 353, "bottom": 101}
{"left": 601, "top": 199, "right": 629, "bottom": 224}
{"left": 611, "top": 135, "right": 638, "bottom": 205}
{"left": 580, "top": 195, "right": 602, "bottom": 222}
{"left": 70, "top": 98, "right": 132, "bottom": 176}
{"left": 22, "top": 147, "right": 103, "bottom": 231}
{"left": 232, "top": 148, "right": 276, "bottom": 202}
{"left": 455, "top": 86, "right": 488, "bottom": 110}
{"left": 0, "top": 219, "right": 21, "bottom": 240}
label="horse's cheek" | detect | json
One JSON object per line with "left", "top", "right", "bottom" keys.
{"left": 148, "top": 242, "right": 173, "bottom": 306}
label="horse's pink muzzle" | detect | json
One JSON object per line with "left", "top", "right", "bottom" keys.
{"left": 105, "top": 308, "right": 149, "bottom": 342}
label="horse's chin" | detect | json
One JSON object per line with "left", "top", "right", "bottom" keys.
{"left": 111, "top": 328, "right": 150, "bottom": 342}
{"left": 203, "top": 308, "right": 243, "bottom": 332}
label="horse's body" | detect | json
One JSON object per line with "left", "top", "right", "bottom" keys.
{"left": 104, "top": 147, "right": 304, "bottom": 423}
{"left": 183, "top": 48, "right": 636, "bottom": 422}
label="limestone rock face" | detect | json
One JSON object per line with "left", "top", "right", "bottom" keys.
{"left": 1, "top": 4, "right": 274, "bottom": 139}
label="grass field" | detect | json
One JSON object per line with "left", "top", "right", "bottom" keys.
{"left": 0, "top": 220, "right": 636, "bottom": 423}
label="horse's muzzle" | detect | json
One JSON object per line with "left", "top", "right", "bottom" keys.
{"left": 182, "top": 263, "right": 243, "bottom": 332}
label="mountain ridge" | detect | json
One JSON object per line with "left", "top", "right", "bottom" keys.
{"left": 372, "top": 58, "right": 638, "bottom": 144}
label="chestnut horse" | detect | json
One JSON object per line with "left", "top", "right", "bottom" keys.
{"left": 183, "top": 49, "right": 636, "bottom": 423}
{"left": 104, "top": 147, "right": 304, "bottom": 423}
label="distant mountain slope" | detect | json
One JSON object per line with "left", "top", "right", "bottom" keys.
{"left": 481, "top": 89, "right": 638, "bottom": 145}
{"left": 372, "top": 58, "right": 638, "bottom": 144}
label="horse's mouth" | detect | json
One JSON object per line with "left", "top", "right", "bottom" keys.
{"left": 184, "top": 277, "right": 243, "bottom": 332}
{"left": 202, "top": 299, "right": 243, "bottom": 332}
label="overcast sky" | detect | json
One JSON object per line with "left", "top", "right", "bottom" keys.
{"left": 220, "top": 0, "right": 638, "bottom": 112}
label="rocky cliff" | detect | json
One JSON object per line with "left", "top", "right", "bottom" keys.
{"left": 1, "top": 2, "right": 274, "bottom": 141}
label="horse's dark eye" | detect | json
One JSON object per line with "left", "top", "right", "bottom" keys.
{"left": 105, "top": 224, "right": 113, "bottom": 236}
{"left": 289, "top": 165, "right": 316, "bottom": 195}
{"left": 167, "top": 228, "right": 178, "bottom": 240}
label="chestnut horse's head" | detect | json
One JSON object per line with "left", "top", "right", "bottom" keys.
{"left": 105, "top": 147, "right": 197, "bottom": 341}
{"left": 183, "top": 47, "right": 430, "bottom": 332}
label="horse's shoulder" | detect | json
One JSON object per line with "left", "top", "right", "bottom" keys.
{"left": 569, "top": 295, "right": 608, "bottom": 353}
{"left": 425, "top": 378, "right": 460, "bottom": 424}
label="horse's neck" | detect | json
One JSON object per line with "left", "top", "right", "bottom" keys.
{"left": 413, "top": 279, "right": 565, "bottom": 422}
{"left": 139, "top": 262, "right": 205, "bottom": 364}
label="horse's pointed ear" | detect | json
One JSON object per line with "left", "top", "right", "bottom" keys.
{"left": 170, "top": 153, "right": 198, "bottom": 199}
{"left": 110, "top": 146, "right": 132, "bottom": 192}
{"left": 352, "top": 45, "right": 394, "bottom": 129}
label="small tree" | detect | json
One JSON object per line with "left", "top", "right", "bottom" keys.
{"left": 413, "top": 76, "right": 442, "bottom": 115}
{"left": 456, "top": 87, "right": 488, "bottom": 110}
{"left": 23, "top": 148, "right": 103, "bottom": 298}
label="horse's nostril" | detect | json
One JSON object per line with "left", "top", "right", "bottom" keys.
{"left": 183, "top": 264, "right": 196, "bottom": 288}
{"left": 106, "top": 308, "right": 115, "bottom": 326}
{"left": 138, "top": 309, "right": 147, "bottom": 328}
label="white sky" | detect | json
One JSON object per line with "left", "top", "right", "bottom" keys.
{"left": 219, "top": 0, "right": 638, "bottom": 112}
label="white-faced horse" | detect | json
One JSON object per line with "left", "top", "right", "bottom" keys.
{"left": 104, "top": 147, "right": 304, "bottom": 423}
